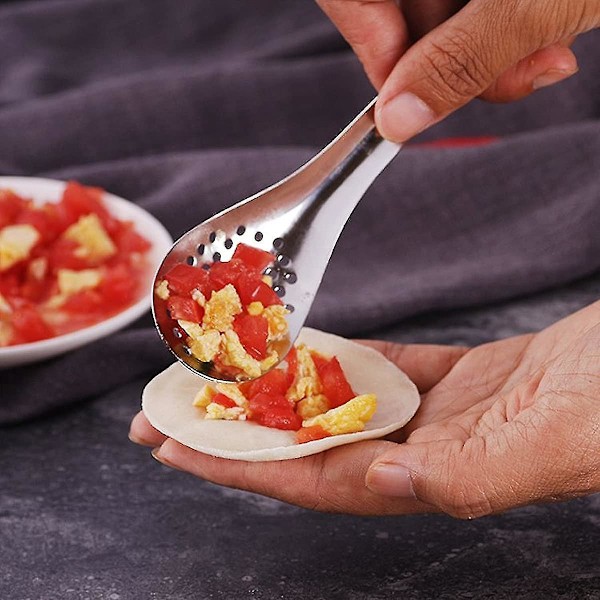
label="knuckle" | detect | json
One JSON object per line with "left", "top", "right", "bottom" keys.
{"left": 419, "top": 29, "right": 494, "bottom": 104}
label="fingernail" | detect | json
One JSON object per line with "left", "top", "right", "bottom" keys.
{"left": 376, "top": 93, "right": 436, "bottom": 142}
{"left": 533, "top": 68, "right": 577, "bottom": 90}
{"left": 128, "top": 432, "right": 152, "bottom": 446}
{"left": 151, "top": 446, "right": 178, "bottom": 470}
{"left": 151, "top": 447, "right": 165, "bottom": 462}
{"left": 366, "top": 463, "right": 416, "bottom": 498}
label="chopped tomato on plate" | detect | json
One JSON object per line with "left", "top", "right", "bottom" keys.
{"left": 0, "top": 181, "right": 151, "bottom": 347}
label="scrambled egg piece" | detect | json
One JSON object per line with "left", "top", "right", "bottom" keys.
{"left": 296, "top": 394, "right": 329, "bottom": 420}
{"left": 247, "top": 301, "right": 264, "bottom": 316}
{"left": 220, "top": 329, "right": 262, "bottom": 379}
{"left": 303, "top": 394, "right": 377, "bottom": 435}
{"left": 215, "top": 383, "right": 248, "bottom": 408}
{"left": 57, "top": 268, "right": 102, "bottom": 296}
{"left": 195, "top": 384, "right": 248, "bottom": 418}
{"left": 63, "top": 214, "right": 116, "bottom": 263}
{"left": 154, "top": 279, "right": 170, "bottom": 300}
{"left": 263, "top": 305, "right": 289, "bottom": 341}
{"left": 260, "top": 351, "right": 279, "bottom": 372}
{"left": 202, "top": 284, "right": 242, "bottom": 332}
{"left": 178, "top": 319, "right": 203, "bottom": 339}
{"left": 191, "top": 289, "right": 206, "bottom": 307}
{"left": 193, "top": 386, "right": 216, "bottom": 408}
{"left": 178, "top": 322, "right": 221, "bottom": 363}
{"left": 286, "top": 344, "right": 322, "bottom": 402}
{"left": 0, "top": 224, "right": 40, "bottom": 271}
{"left": 205, "top": 403, "right": 246, "bottom": 420}
{"left": 45, "top": 268, "right": 103, "bottom": 309}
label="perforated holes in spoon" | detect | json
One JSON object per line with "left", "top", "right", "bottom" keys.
{"left": 186, "top": 255, "right": 197, "bottom": 266}
{"left": 277, "top": 254, "right": 290, "bottom": 267}
{"left": 254, "top": 231, "right": 263, "bottom": 242}
{"left": 213, "top": 252, "right": 221, "bottom": 262}
{"left": 236, "top": 225, "right": 246, "bottom": 236}
{"left": 197, "top": 244, "right": 205, "bottom": 256}
{"left": 224, "top": 238, "right": 233, "bottom": 250}
{"left": 283, "top": 272, "right": 297, "bottom": 284}
{"left": 209, "top": 231, "right": 217, "bottom": 243}
{"left": 273, "top": 238, "right": 284, "bottom": 250}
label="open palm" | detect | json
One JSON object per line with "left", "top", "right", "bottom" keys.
{"left": 130, "top": 301, "right": 600, "bottom": 517}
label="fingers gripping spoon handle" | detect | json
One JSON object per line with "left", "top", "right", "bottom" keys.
{"left": 153, "top": 98, "right": 401, "bottom": 382}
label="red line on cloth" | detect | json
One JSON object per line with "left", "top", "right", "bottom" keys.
{"left": 413, "top": 136, "right": 498, "bottom": 149}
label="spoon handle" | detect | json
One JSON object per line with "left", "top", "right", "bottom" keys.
{"left": 296, "top": 97, "right": 401, "bottom": 238}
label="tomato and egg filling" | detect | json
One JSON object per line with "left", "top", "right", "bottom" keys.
{"left": 155, "top": 243, "right": 291, "bottom": 380}
{"left": 192, "top": 343, "right": 377, "bottom": 443}
{"left": 0, "top": 182, "right": 151, "bottom": 346}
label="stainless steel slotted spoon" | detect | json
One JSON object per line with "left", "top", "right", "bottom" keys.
{"left": 152, "top": 98, "right": 401, "bottom": 382}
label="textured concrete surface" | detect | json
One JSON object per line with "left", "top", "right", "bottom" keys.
{"left": 2, "top": 274, "right": 599, "bottom": 600}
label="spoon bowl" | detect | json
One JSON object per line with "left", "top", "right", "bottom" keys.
{"left": 153, "top": 98, "right": 400, "bottom": 382}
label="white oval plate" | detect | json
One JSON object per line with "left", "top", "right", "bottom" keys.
{"left": 0, "top": 176, "right": 173, "bottom": 368}
{"left": 143, "top": 328, "right": 420, "bottom": 461}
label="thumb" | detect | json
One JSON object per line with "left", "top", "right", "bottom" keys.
{"left": 374, "top": 0, "right": 597, "bottom": 142}
{"left": 365, "top": 430, "right": 547, "bottom": 518}
{"left": 366, "top": 437, "right": 500, "bottom": 518}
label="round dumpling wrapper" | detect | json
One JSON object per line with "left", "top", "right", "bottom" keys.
{"left": 142, "top": 327, "right": 420, "bottom": 461}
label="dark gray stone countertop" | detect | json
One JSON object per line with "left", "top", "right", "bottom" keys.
{"left": 2, "top": 276, "right": 600, "bottom": 600}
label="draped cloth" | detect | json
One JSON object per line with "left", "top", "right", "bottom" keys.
{"left": 0, "top": 0, "right": 598, "bottom": 424}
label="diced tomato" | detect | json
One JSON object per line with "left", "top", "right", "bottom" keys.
{"left": 248, "top": 393, "right": 302, "bottom": 431}
{"left": 0, "top": 190, "right": 26, "bottom": 229}
{"left": 113, "top": 221, "right": 152, "bottom": 254}
{"left": 16, "top": 206, "right": 61, "bottom": 244}
{"left": 212, "top": 393, "right": 237, "bottom": 409}
{"left": 236, "top": 272, "right": 282, "bottom": 307}
{"left": 20, "top": 259, "right": 51, "bottom": 303}
{"left": 297, "top": 425, "right": 331, "bottom": 444}
{"left": 310, "top": 351, "right": 329, "bottom": 373}
{"left": 20, "top": 280, "right": 48, "bottom": 303}
{"left": 240, "top": 368, "right": 293, "bottom": 399}
{"left": 0, "top": 269, "right": 22, "bottom": 297}
{"left": 10, "top": 305, "right": 54, "bottom": 343}
{"left": 232, "top": 243, "right": 274, "bottom": 271}
{"left": 208, "top": 258, "right": 255, "bottom": 290}
{"left": 232, "top": 313, "right": 268, "bottom": 360}
{"left": 163, "top": 263, "right": 212, "bottom": 297}
{"left": 99, "top": 263, "right": 137, "bottom": 307}
{"left": 47, "top": 238, "right": 92, "bottom": 271}
{"left": 257, "top": 409, "right": 302, "bottom": 431}
{"left": 312, "top": 355, "right": 356, "bottom": 409}
{"left": 62, "top": 290, "right": 103, "bottom": 314}
{"left": 0, "top": 180, "right": 152, "bottom": 346}
{"left": 248, "top": 392, "right": 288, "bottom": 412}
{"left": 61, "top": 181, "right": 118, "bottom": 232}
{"left": 167, "top": 295, "right": 204, "bottom": 323}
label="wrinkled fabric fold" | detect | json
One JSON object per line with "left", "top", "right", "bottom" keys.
{"left": 0, "top": 0, "right": 598, "bottom": 423}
